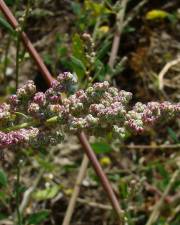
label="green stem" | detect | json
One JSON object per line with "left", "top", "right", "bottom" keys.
{"left": 2, "top": 116, "right": 58, "bottom": 132}
{"left": 16, "top": 161, "right": 22, "bottom": 225}
{"left": 4, "top": 122, "right": 35, "bottom": 132}
{"left": 15, "top": 112, "right": 30, "bottom": 119}
{"left": 92, "top": 16, "right": 101, "bottom": 43}
{"left": 45, "top": 116, "right": 58, "bottom": 124}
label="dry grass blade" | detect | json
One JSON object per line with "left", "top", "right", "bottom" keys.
{"left": 145, "top": 167, "right": 180, "bottom": 225}
{"left": 159, "top": 56, "right": 180, "bottom": 90}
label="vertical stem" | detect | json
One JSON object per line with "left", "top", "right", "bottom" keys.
{"left": 15, "top": 31, "right": 21, "bottom": 90}
{"left": 16, "top": 161, "right": 22, "bottom": 225}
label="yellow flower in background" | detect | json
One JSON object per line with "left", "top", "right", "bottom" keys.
{"left": 100, "top": 156, "right": 111, "bottom": 166}
{"left": 64, "top": 188, "right": 74, "bottom": 196}
{"left": 99, "top": 26, "right": 109, "bottom": 34}
{"left": 145, "top": 9, "right": 169, "bottom": 20}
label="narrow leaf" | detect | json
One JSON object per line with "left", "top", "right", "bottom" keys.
{"left": 91, "top": 142, "right": 112, "bottom": 154}
{"left": 0, "top": 169, "right": 7, "bottom": 187}
{"left": 0, "top": 16, "right": 14, "bottom": 34}
{"left": 33, "top": 185, "right": 59, "bottom": 201}
{"left": 27, "top": 210, "right": 49, "bottom": 225}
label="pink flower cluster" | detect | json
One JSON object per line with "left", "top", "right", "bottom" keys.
{"left": 0, "top": 72, "right": 179, "bottom": 150}
{"left": 0, "top": 128, "right": 39, "bottom": 149}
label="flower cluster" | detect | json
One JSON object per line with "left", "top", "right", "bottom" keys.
{"left": 0, "top": 103, "right": 10, "bottom": 122}
{"left": 0, "top": 128, "right": 39, "bottom": 149}
{"left": 0, "top": 72, "right": 179, "bottom": 150}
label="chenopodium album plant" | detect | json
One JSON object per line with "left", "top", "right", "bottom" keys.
{"left": 0, "top": 72, "right": 179, "bottom": 150}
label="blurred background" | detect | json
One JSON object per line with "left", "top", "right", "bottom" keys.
{"left": 0, "top": 0, "right": 180, "bottom": 224}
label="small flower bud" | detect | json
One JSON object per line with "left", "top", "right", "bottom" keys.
{"left": 85, "top": 114, "right": 99, "bottom": 127}
{"left": 0, "top": 103, "right": 10, "bottom": 121}
{"left": 113, "top": 126, "right": 126, "bottom": 139}
{"left": 33, "top": 92, "right": 46, "bottom": 106}
{"left": 28, "top": 103, "right": 40, "bottom": 116}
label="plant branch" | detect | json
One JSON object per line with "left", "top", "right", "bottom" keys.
{"left": 0, "top": 1, "right": 124, "bottom": 222}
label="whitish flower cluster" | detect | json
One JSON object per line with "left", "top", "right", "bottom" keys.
{"left": 0, "top": 72, "right": 179, "bottom": 150}
{"left": 0, "top": 104, "right": 10, "bottom": 122}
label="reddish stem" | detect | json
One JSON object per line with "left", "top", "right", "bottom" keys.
{"left": 0, "top": 1, "right": 124, "bottom": 222}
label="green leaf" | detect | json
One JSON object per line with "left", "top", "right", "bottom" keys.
{"left": 91, "top": 142, "right": 112, "bottom": 154}
{"left": 27, "top": 210, "right": 49, "bottom": 225}
{"left": 72, "top": 34, "right": 86, "bottom": 64}
{"left": 156, "top": 164, "right": 170, "bottom": 190}
{"left": 85, "top": 0, "right": 111, "bottom": 17}
{"left": 70, "top": 56, "right": 86, "bottom": 79}
{"left": 96, "top": 39, "right": 111, "bottom": 60}
{"left": 0, "top": 191, "right": 6, "bottom": 201}
{"left": 5, "top": 0, "right": 15, "bottom": 6}
{"left": 0, "top": 15, "right": 14, "bottom": 34}
{"left": 57, "top": 46, "right": 68, "bottom": 58}
{"left": 71, "top": 2, "right": 82, "bottom": 16}
{"left": 0, "top": 169, "right": 7, "bottom": 187}
{"left": 123, "top": 26, "right": 136, "bottom": 33}
{"left": 119, "top": 180, "right": 128, "bottom": 199}
{"left": 33, "top": 185, "right": 59, "bottom": 201}
{"left": 71, "top": 34, "right": 87, "bottom": 79}
{"left": 94, "top": 59, "right": 109, "bottom": 81}
{"left": 167, "top": 128, "right": 179, "bottom": 143}
{"left": 43, "top": 54, "right": 53, "bottom": 66}
{"left": 36, "top": 157, "right": 55, "bottom": 172}
{"left": 63, "top": 164, "right": 78, "bottom": 173}
{"left": 71, "top": 56, "right": 86, "bottom": 71}
{"left": 112, "top": 58, "right": 127, "bottom": 77}
{"left": 108, "top": 174, "right": 120, "bottom": 182}
{"left": 0, "top": 213, "right": 8, "bottom": 220}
